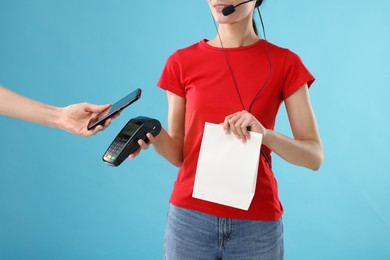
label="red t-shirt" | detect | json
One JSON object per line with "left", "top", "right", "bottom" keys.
{"left": 157, "top": 39, "right": 314, "bottom": 220}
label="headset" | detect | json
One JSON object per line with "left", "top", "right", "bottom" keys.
{"left": 212, "top": 0, "right": 273, "bottom": 168}
{"left": 222, "top": 0, "right": 263, "bottom": 16}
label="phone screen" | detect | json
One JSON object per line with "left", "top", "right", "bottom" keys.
{"left": 87, "top": 88, "right": 142, "bottom": 130}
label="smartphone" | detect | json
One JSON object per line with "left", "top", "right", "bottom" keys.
{"left": 102, "top": 116, "right": 161, "bottom": 167}
{"left": 87, "top": 88, "right": 142, "bottom": 130}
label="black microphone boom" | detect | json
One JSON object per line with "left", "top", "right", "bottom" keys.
{"left": 222, "top": 5, "right": 236, "bottom": 16}
{"left": 222, "top": 0, "right": 256, "bottom": 16}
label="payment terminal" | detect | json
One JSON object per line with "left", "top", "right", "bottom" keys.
{"left": 102, "top": 116, "right": 161, "bottom": 167}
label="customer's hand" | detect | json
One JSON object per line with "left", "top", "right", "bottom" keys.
{"left": 59, "top": 103, "right": 115, "bottom": 136}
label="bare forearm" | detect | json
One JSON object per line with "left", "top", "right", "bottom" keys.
{"left": 152, "top": 128, "right": 183, "bottom": 167}
{"left": 264, "top": 130, "right": 324, "bottom": 171}
{"left": 0, "top": 86, "right": 62, "bottom": 128}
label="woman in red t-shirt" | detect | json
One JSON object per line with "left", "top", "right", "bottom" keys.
{"left": 130, "top": 0, "right": 323, "bottom": 259}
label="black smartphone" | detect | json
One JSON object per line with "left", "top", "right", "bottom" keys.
{"left": 87, "top": 88, "right": 142, "bottom": 130}
{"left": 102, "top": 116, "right": 161, "bottom": 167}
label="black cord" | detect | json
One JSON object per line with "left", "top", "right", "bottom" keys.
{"left": 255, "top": 7, "right": 273, "bottom": 169}
{"left": 248, "top": 7, "right": 272, "bottom": 112}
{"left": 212, "top": 16, "right": 246, "bottom": 111}
{"left": 211, "top": 8, "right": 273, "bottom": 169}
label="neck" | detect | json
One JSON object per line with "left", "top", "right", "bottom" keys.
{"left": 209, "top": 16, "right": 259, "bottom": 48}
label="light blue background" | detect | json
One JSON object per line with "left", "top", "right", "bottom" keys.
{"left": 1, "top": 0, "right": 389, "bottom": 259}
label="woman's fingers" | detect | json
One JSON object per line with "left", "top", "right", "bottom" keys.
{"left": 223, "top": 111, "right": 262, "bottom": 142}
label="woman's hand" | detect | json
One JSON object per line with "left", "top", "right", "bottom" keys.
{"left": 223, "top": 110, "right": 269, "bottom": 143}
{"left": 127, "top": 133, "right": 159, "bottom": 160}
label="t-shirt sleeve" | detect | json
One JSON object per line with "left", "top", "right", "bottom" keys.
{"left": 281, "top": 50, "right": 315, "bottom": 100}
{"left": 157, "top": 51, "right": 186, "bottom": 98}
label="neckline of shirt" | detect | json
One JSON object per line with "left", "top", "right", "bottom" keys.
{"left": 200, "top": 38, "right": 264, "bottom": 51}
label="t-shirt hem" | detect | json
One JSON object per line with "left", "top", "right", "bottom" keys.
{"left": 283, "top": 76, "right": 315, "bottom": 100}
{"left": 157, "top": 82, "right": 185, "bottom": 98}
{"left": 169, "top": 199, "right": 283, "bottom": 221}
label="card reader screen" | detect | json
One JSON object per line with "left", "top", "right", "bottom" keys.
{"left": 121, "top": 123, "right": 140, "bottom": 138}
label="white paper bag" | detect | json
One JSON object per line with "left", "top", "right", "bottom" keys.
{"left": 192, "top": 122, "right": 263, "bottom": 210}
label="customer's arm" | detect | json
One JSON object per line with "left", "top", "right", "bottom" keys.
{"left": 0, "top": 86, "right": 113, "bottom": 136}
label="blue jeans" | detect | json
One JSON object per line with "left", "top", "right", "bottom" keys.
{"left": 163, "top": 204, "right": 284, "bottom": 260}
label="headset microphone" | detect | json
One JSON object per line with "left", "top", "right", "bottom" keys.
{"left": 222, "top": 0, "right": 256, "bottom": 16}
